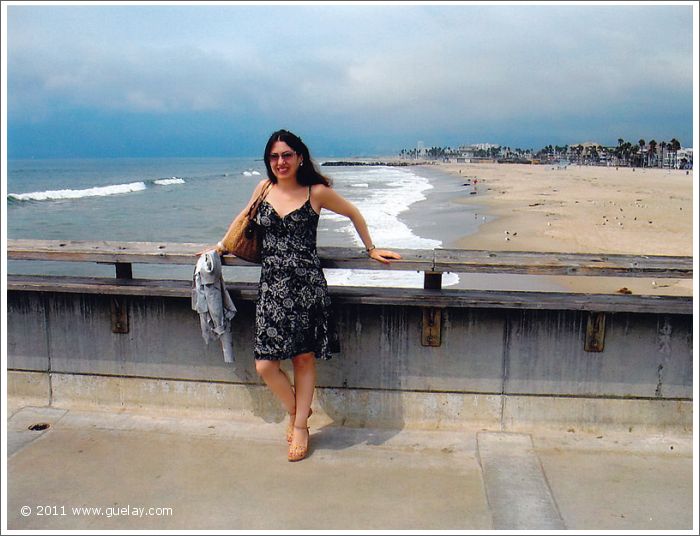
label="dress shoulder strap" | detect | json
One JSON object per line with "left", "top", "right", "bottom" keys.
{"left": 307, "top": 185, "right": 312, "bottom": 200}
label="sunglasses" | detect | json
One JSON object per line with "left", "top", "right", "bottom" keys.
{"left": 269, "top": 151, "right": 297, "bottom": 162}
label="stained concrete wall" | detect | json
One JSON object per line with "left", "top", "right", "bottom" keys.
{"left": 7, "top": 288, "right": 693, "bottom": 430}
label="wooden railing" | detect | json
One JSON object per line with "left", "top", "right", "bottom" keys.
{"left": 7, "top": 239, "right": 692, "bottom": 280}
{"left": 7, "top": 239, "right": 692, "bottom": 349}
{"left": 7, "top": 239, "right": 692, "bottom": 317}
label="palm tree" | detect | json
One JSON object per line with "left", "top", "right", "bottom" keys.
{"left": 660, "top": 141, "right": 667, "bottom": 168}
{"left": 614, "top": 138, "right": 627, "bottom": 166}
{"left": 669, "top": 138, "right": 681, "bottom": 169}
{"left": 638, "top": 139, "right": 645, "bottom": 167}
{"left": 631, "top": 144, "right": 640, "bottom": 167}
{"left": 624, "top": 141, "right": 632, "bottom": 166}
{"left": 648, "top": 139, "right": 657, "bottom": 167}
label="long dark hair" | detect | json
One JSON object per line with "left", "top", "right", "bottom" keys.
{"left": 264, "top": 129, "right": 332, "bottom": 187}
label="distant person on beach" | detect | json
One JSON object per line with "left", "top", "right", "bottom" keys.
{"left": 204, "top": 129, "right": 400, "bottom": 461}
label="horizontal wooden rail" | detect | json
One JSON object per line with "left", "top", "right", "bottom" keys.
{"left": 7, "top": 239, "right": 692, "bottom": 279}
{"left": 433, "top": 249, "right": 693, "bottom": 278}
{"left": 6, "top": 274, "right": 692, "bottom": 314}
{"left": 6, "top": 239, "right": 430, "bottom": 271}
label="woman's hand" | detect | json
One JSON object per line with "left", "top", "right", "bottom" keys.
{"left": 368, "top": 248, "right": 402, "bottom": 265}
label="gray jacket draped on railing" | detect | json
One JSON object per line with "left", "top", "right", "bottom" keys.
{"left": 191, "top": 250, "right": 237, "bottom": 363}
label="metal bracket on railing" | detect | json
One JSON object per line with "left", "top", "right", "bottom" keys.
{"left": 584, "top": 311, "right": 606, "bottom": 352}
{"left": 111, "top": 297, "right": 129, "bottom": 334}
{"left": 422, "top": 308, "right": 442, "bottom": 347}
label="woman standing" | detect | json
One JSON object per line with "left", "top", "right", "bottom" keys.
{"left": 218, "top": 130, "right": 401, "bottom": 461}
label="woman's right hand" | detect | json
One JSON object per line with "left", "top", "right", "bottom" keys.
{"left": 195, "top": 244, "right": 225, "bottom": 257}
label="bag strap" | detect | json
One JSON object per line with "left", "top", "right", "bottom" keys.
{"left": 246, "top": 180, "right": 273, "bottom": 221}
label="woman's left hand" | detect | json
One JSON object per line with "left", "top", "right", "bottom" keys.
{"left": 195, "top": 244, "right": 224, "bottom": 257}
{"left": 369, "top": 248, "right": 402, "bottom": 265}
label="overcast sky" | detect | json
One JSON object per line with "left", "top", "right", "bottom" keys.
{"left": 4, "top": 2, "right": 696, "bottom": 158}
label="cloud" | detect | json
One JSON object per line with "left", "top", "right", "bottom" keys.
{"left": 6, "top": 4, "right": 694, "bottom": 155}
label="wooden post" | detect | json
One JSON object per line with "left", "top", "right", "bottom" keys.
{"left": 424, "top": 271, "right": 443, "bottom": 290}
{"left": 115, "top": 262, "right": 133, "bottom": 279}
{"left": 422, "top": 271, "right": 443, "bottom": 346}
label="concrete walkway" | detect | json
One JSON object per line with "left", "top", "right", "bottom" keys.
{"left": 4, "top": 403, "right": 695, "bottom": 531}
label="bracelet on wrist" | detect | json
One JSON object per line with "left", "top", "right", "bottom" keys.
{"left": 365, "top": 244, "right": 376, "bottom": 255}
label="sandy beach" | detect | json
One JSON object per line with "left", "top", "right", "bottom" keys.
{"left": 433, "top": 162, "right": 694, "bottom": 296}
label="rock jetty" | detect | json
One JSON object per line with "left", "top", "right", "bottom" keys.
{"left": 321, "top": 160, "right": 429, "bottom": 167}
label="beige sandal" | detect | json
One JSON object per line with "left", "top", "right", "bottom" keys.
{"left": 286, "top": 408, "right": 312, "bottom": 444}
{"left": 288, "top": 426, "right": 310, "bottom": 462}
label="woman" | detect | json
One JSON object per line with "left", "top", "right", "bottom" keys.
{"left": 216, "top": 130, "right": 401, "bottom": 461}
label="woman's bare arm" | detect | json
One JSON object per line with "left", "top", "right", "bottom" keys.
{"left": 314, "top": 185, "right": 402, "bottom": 265}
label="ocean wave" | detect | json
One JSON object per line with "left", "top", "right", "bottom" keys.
{"left": 350, "top": 183, "right": 369, "bottom": 188}
{"left": 324, "top": 167, "right": 439, "bottom": 250}
{"left": 242, "top": 170, "right": 262, "bottom": 177}
{"left": 153, "top": 177, "right": 186, "bottom": 186}
{"left": 8, "top": 181, "right": 148, "bottom": 202}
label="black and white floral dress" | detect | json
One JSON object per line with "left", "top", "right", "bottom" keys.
{"left": 254, "top": 186, "right": 339, "bottom": 361}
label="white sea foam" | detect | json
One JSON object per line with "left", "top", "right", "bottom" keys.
{"left": 324, "top": 167, "right": 441, "bottom": 250}
{"left": 154, "top": 177, "right": 185, "bottom": 186}
{"left": 324, "top": 268, "right": 459, "bottom": 288}
{"left": 321, "top": 166, "right": 459, "bottom": 288}
{"left": 8, "top": 181, "right": 147, "bottom": 201}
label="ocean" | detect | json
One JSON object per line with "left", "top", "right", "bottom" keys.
{"left": 7, "top": 157, "right": 480, "bottom": 288}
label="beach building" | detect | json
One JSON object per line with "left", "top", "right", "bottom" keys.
{"left": 453, "top": 143, "right": 501, "bottom": 163}
{"left": 675, "top": 147, "right": 693, "bottom": 169}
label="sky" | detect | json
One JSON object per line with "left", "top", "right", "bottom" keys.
{"left": 3, "top": 1, "right": 697, "bottom": 158}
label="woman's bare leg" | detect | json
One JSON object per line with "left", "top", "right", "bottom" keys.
{"left": 290, "top": 352, "right": 316, "bottom": 449}
{"left": 255, "top": 359, "right": 296, "bottom": 415}
{"left": 291, "top": 352, "right": 316, "bottom": 425}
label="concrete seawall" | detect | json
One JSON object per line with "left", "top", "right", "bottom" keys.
{"left": 7, "top": 286, "right": 692, "bottom": 433}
